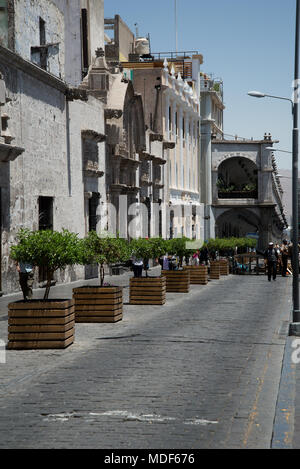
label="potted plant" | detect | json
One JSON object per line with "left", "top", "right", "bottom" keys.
{"left": 185, "top": 248, "right": 209, "bottom": 285}
{"left": 129, "top": 237, "right": 168, "bottom": 305}
{"left": 73, "top": 231, "right": 131, "bottom": 323}
{"left": 162, "top": 237, "right": 191, "bottom": 293}
{"left": 8, "top": 228, "right": 81, "bottom": 349}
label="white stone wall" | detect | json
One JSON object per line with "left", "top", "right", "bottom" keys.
{"left": 14, "top": 0, "right": 65, "bottom": 79}
{"left": 0, "top": 60, "right": 105, "bottom": 293}
{"left": 52, "top": 0, "right": 82, "bottom": 86}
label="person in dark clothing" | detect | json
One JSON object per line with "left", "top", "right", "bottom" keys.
{"left": 16, "top": 261, "right": 35, "bottom": 300}
{"left": 199, "top": 246, "right": 209, "bottom": 265}
{"left": 264, "top": 242, "right": 279, "bottom": 281}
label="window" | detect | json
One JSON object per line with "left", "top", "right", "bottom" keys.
{"left": 38, "top": 196, "right": 53, "bottom": 230}
{"left": 39, "top": 17, "right": 46, "bottom": 45}
{"left": 89, "top": 193, "right": 99, "bottom": 232}
{"left": 81, "top": 8, "right": 89, "bottom": 78}
{"left": 31, "top": 17, "right": 47, "bottom": 70}
{"left": 39, "top": 17, "right": 47, "bottom": 70}
{"left": 38, "top": 196, "right": 53, "bottom": 282}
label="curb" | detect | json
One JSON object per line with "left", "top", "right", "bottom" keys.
{"left": 271, "top": 335, "right": 296, "bottom": 448}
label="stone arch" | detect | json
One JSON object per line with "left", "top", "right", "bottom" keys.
{"left": 217, "top": 157, "right": 258, "bottom": 198}
{"left": 215, "top": 208, "right": 262, "bottom": 240}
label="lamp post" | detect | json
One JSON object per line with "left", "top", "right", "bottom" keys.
{"left": 248, "top": 0, "right": 300, "bottom": 322}
{"left": 265, "top": 147, "right": 292, "bottom": 154}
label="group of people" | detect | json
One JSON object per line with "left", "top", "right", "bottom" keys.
{"left": 264, "top": 239, "right": 291, "bottom": 281}
{"left": 131, "top": 247, "right": 210, "bottom": 277}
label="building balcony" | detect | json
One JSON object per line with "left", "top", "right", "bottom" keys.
{"left": 218, "top": 190, "right": 258, "bottom": 199}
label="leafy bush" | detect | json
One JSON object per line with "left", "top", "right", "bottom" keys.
{"left": 204, "top": 237, "right": 257, "bottom": 256}
{"left": 130, "top": 237, "right": 168, "bottom": 276}
{"left": 166, "top": 237, "right": 192, "bottom": 267}
{"left": 10, "top": 229, "right": 81, "bottom": 299}
{"left": 80, "top": 231, "right": 131, "bottom": 286}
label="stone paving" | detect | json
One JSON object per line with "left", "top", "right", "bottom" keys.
{"left": 0, "top": 269, "right": 292, "bottom": 449}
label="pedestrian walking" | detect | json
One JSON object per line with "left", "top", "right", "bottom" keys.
{"left": 280, "top": 239, "right": 290, "bottom": 277}
{"left": 132, "top": 256, "right": 143, "bottom": 278}
{"left": 199, "top": 246, "right": 209, "bottom": 265}
{"left": 264, "top": 242, "right": 279, "bottom": 281}
{"left": 169, "top": 255, "right": 178, "bottom": 270}
{"left": 191, "top": 251, "right": 200, "bottom": 266}
{"left": 16, "top": 261, "right": 35, "bottom": 301}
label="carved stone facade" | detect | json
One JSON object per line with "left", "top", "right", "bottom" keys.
{"left": 0, "top": 1, "right": 106, "bottom": 294}
{"left": 211, "top": 137, "right": 287, "bottom": 250}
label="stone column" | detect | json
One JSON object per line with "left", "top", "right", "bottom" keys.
{"left": 179, "top": 106, "right": 183, "bottom": 188}
{"left": 165, "top": 93, "right": 170, "bottom": 140}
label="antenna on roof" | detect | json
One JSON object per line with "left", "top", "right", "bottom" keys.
{"left": 134, "top": 23, "right": 139, "bottom": 38}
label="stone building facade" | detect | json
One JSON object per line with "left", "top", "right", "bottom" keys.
{"left": 200, "top": 73, "right": 225, "bottom": 240}
{"left": 0, "top": 0, "right": 106, "bottom": 294}
{"left": 211, "top": 136, "right": 287, "bottom": 250}
{"left": 200, "top": 70, "right": 287, "bottom": 248}
{"left": 123, "top": 54, "right": 204, "bottom": 240}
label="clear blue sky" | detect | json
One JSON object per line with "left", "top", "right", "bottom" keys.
{"left": 105, "top": 0, "right": 296, "bottom": 170}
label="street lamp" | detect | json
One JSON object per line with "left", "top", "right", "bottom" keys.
{"left": 248, "top": 91, "right": 294, "bottom": 111}
{"left": 247, "top": 0, "right": 300, "bottom": 324}
{"left": 265, "top": 147, "right": 292, "bottom": 154}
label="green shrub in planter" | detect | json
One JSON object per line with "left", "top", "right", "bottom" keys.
{"left": 80, "top": 231, "right": 131, "bottom": 286}
{"left": 8, "top": 228, "right": 81, "bottom": 349}
{"left": 166, "top": 237, "right": 192, "bottom": 268}
{"left": 130, "top": 237, "right": 168, "bottom": 277}
{"left": 129, "top": 237, "right": 168, "bottom": 304}
{"left": 10, "top": 228, "right": 81, "bottom": 300}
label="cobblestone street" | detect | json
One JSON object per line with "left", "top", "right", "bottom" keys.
{"left": 0, "top": 271, "right": 292, "bottom": 449}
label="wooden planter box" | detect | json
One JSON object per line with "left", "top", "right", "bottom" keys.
{"left": 7, "top": 299, "right": 75, "bottom": 350}
{"left": 73, "top": 286, "right": 123, "bottom": 323}
{"left": 129, "top": 276, "right": 166, "bottom": 305}
{"left": 219, "top": 259, "right": 229, "bottom": 275}
{"left": 210, "top": 261, "right": 220, "bottom": 280}
{"left": 161, "top": 269, "right": 190, "bottom": 293}
{"left": 184, "top": 265, "right": 208, "bottom": 284}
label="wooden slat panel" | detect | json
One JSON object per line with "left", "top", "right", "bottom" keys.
{"left": 7, "top": 335, "right": 74, "bottom": 349}
{"left": 130, "top": 300, "right": 166, "bottom": 305}
{"left": 75, "top": 314, "right": 122, "bottom": 323}
{"left": 8, "top": 314, "right": 75, "bottom": 325}
{"left": 8, "top": 306, "right": 75, "bottom": 318}
{"left": 75, "top": 308, "right": 123, "bottom": 317}
{"left": 8, "top": 321, "right": 75, "bottom": 333}
{"left": 73, "top": 294, "right": 122, "bottom": 301}
{"left": 8, "top": 328, "right": 74, "bottom": 341}
{"left": 73, "top": 287, "right": 122, "bottom": 294}
{"left": 8, "top": 299, "right": 74, "bottom": 310}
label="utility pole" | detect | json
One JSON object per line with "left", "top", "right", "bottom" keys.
{"left": 292, "top": 0, "right": 300, "bottom": 321}
{"left": 175, "top": 0, "right": 178, "bottom": 56}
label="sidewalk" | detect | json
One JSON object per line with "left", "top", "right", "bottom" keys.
{"left": 0, "top": 268, "right": 297, "bottom": 448}
{"left": 269, "top": 277, "right": 300, "bottom": 449}
{"left": 0, "top": 266, "right": 161, "bottom": 319}
{"left": 272, "top": 314, "right": 300, "bottom": 449}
